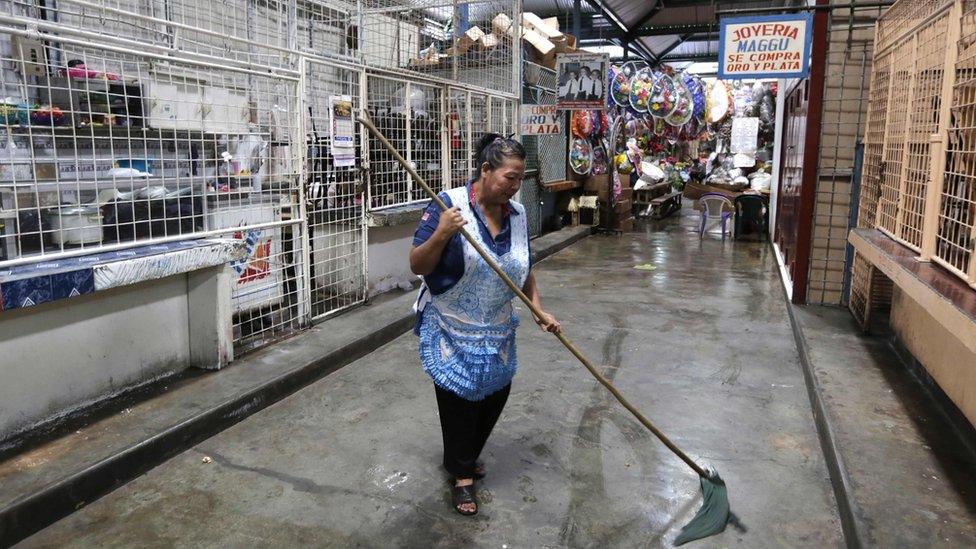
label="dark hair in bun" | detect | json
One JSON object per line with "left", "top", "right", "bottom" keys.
{"left": 472, "top": 133, "right": 526, "bottom": 180}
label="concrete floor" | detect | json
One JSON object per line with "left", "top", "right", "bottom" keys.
{"left": 795, "top": 306, "right": 976, "bottom": 547}
{"left": 19, "top": 210, "right": 843, "bottom": 547}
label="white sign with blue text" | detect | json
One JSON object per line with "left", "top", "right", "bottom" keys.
{"left": 718, "top": 13, "right": 813, "bottom": 79}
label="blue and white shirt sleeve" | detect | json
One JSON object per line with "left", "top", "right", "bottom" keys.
{"left": 412, "top": 192, "right": 453, "bottom": 248}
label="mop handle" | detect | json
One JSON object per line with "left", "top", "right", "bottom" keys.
{"left": 357, "top": 114, "right": 708, "bottom": 480}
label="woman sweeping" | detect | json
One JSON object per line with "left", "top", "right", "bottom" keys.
{"left": 410, "top": 134, "right": 561, "bottom": 516}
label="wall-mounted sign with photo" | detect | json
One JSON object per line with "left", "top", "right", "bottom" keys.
{"left": 555, "top": 52, "right": 608, "bottom": 110}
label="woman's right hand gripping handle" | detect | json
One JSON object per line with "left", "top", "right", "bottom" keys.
{"left": 436, "top": 207, "right": 467, "bottom": 239}
{"left": 410, "top": 207, "right": 466, "bottom": 276}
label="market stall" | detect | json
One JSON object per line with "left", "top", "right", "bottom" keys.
{"left": 562, "top": 60, "right": 777, "bottom": 235}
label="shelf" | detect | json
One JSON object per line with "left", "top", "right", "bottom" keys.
{"left": 6, "top": 125, "right": 272, "bottom": 138}
{"left": 367, "top": 201, "right": 425, "bottom": 227}
{"left": 0, "top": 176, "right": 204, "bottom": 193}
{"left": 541, "top": 179, "right": 580, "bottom": 192}
{"left": 0, "top": 174, "right": 295, "bottom": 194}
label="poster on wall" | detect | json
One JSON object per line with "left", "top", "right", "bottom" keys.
{"left": 555, "top": 52, "right": 608, "bottom": 109}
{"left": 730, "top": 117, "right": 760, "bottom": 154}
{"left": 329, "top": 95, "right": 356, "bottom": 167}
{"left": 520, "top": 104, "right": 562, "bottom": 135}
{"left": 718, "top": 13, "right": 813, "bottom": 79}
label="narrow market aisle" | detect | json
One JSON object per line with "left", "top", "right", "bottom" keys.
{"left": 19, "top": 208, "right": 843, "bottom": 548}
{"left": 794, "top": 306, "right": 976, "bottom": 547}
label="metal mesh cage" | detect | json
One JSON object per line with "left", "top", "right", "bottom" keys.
{"left": 848, "top": 251, "right": 894, "bottom": 330}
{"left": 939, "top": 1, "right": 976, "bottom": 277}
{"left": 360, "top": 0, "right": 518, "bottom": 95}
{"left": 520, "top": 62, "right": 564, "bottom": 184}
{"left": 304, "top": 59, "right": 367, "bottom": 322}
{"left": 853, "top": 0, "right": 976, "bottom": 289}
{"left": 535, "top": 89, "right": 566, "bottom": 184}
{"left": 0, "top": 0, "right": 523, "bottom": 358}
{"left": 521, "top": 173, "right": 542, "bottom": 238}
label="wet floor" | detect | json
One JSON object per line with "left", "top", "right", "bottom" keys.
{"left": 19, "top": 207, "right": 843, "bottom": 547}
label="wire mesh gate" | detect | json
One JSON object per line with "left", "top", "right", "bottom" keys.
{"left": 0, "top": 8, "right": 312, "bottom": 353}
{"left": 0, "top": 0, "right": 521, "bottom": 358}
{"left": 303, "top": 58, "right": 367, "bottom": 323}
{"left": 519, "top": 61, "right": 563, "bottom": 238}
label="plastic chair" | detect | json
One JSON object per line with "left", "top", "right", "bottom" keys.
{"left": 733, "top": 194, "right": 768, "bottom": 241}
{"left": 698, "top": 193, "right": 734, "bottom": 239}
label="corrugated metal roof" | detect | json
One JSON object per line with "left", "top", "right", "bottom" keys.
{"left": 633, "top": 5, "right": 714, "bottom": 28}
{"left": 522, "top": 0, "right": 596, "bottom": 16}
{"left": 640, "top": 34, "right": 681, "bottom": 53}
{"left": 632, "top": 33, "right": 718, "bottom": 58}
{"left": 670, "top": 38, "right": 717, "bottom": 57}
{"left": 604, "top": 0, "right": 650, "bottom": 28}
{"left": 521, "top": 0, "right": 798, "bottom": 61}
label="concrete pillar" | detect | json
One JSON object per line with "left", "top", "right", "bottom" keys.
{"left": 187, "top": 264, "right": 234, "bottom": 369}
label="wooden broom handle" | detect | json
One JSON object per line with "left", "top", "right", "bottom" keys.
{"left": 357, "top": 114, "right": 708, "bottom": 479}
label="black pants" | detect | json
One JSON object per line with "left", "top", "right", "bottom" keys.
{"left": 434, "top": 383, "right": 511, "bottom": 478}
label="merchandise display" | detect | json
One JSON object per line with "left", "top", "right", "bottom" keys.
{"left": 649, "top": 71, "right": 677, "bottom": 118}
{"left": 579, "top": 62, "right": 778, "bottom": 224}
{"left": 569, "top": 138, "right": 593, "bottom": 175}
{"left": 708, "top": 80, "right": 732, "bottom": 123}
{"left": 628, "top": 68, "right": 654, "bottom": 113}
{"left": 686, "top": 74, "right": 707, "bottom": 125}
{"left": 609, "top": 66, "right": 631, "bottom": 107}
{"left": 591, "top": 143, "right": 609, "bottom": 175}
{"left": 572, "top": 110, "right": 594, "bottom": 138}
{"left": 664, "top": 76, "right": 694, "bottom": 128}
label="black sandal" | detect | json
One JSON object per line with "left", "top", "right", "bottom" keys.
{"left": 451, "top": 483, "right": 478, "bottom": 516}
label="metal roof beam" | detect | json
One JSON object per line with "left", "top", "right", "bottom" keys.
{"left": 578, "top": 22, "right": 714, "bottom": 41}
{"left": 578, "top": 0, "right": 656, "bottom": 62}
{"left": 651, "top": 32, "right": 693, "bottom": 64}
{"left": 658, "top": 52, "right": 717, "bottom": 62}
{"left": 580, "top": 33, "right": 717, "bottom": 46}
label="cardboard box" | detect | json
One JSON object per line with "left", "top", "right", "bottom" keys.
{"left": 458, "top": 26, "right": 485, "bottom": 51}
{"left": 492, "top": 13, "right": 514, "bottom": 37}
{"left": 522, "top": 13, "right": 564, "bottom": 41}
{"left": 536, "top": 50, "right": 557, "bottom": 69}
{"left": 568, "top": 195, "right": 599, "bottom": 211}
{"left": 614, "top": 199, "right": 632, "bottom": 215}
{"left": 523, "top": 27, "right": 555, "bottom": 56}
{"left": 409, "top": 56, "right": 444, "bottom": 68}
{"left": 554, "top": 34, "right": 577, "bottom": 53}
{"left": 572, "top": 206, "right": 599, "bottom": 227}
{"left": 583, "top": 174, "right": 610, "bottom": 202}
{"left": 583, "top": 173, "right": 609, "bottom": 192}
{"left": 478, "top": 33, "right": 499, "bottom": 50}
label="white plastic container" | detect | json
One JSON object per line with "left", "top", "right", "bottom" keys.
{"left": 46, "top": 204, "right": 103, "bottom": 245}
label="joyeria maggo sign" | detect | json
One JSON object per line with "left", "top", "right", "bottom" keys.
{"left": 718, "top": 13, "right": 813, "bottom": 79}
